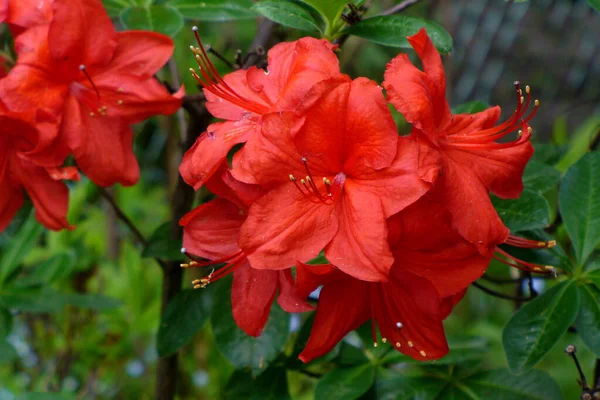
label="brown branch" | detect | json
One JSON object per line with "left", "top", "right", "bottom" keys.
{"left": 381, "top": 0, "right": 422, "bottom": 16}
{"left": 97, "top": 187, "right": 147, "bottom": 247}
{"left": 154, "top": 19, "right": 277, "bottom": 400}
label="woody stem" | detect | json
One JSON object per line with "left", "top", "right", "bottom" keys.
{"left": 154, "top": 19, "right": 276, "bottom": 400}
{"left": 472, "top": 281, "right": 536, "bottom": 301}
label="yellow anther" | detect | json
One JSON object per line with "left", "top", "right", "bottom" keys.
{"left": 117, "top": 100, "right": 123, "bottom": 105}
{"left": 193, "top": 284, "right": 202, "bottom": 289}
{"left": 117, "top": 87, "right": 123, "bottom": 93}
{"left": 547, "top": 240, "right": 556, "bottom": 248}
{"left": 305, "top": 176, "right": 311, "bottom": 182}
{"left": 395, "top": 342, "right": 401, "bottom": 348}
{"left": 373, "top": 342, "right": 378, "bottom": 348}
{"left": 420, "top": 350, "right": 427, "bottom": 357}
{"left": 192, "top": 279, "right": 201, "bottom": 285}
{"left": 300, "top": 179, "right": 307, "bottom": 185}
{"left": 528, "top": 126, "right": 533, "bottom": 134}
{"left": 289, "top": 174, "right": 296, "bottom": 182}
{"left": 323, "top": 177, "right": 331, "bottom": 185}
{"left": 180, "top": 263, "right": 189, "bottom": 268}
{"left": 518, "top": 88, "right": 522, "bottom": 96}
{"left": 535, "top": 99, "right": 540, "bottom": 106}
{"left": 518, "top": 130, "right": 523, "bottom": 137}
{"left": 382, "top": 338, "right": 387, "bottom": 344}
{"left": 89, "top": 112, "right": 95, "bottom": 117}
{"left": 525, "top": 85, "right": 531, "bottom": 94}
{"left": 520, "top": 96, "right": 524, "bottom": 104}
{"left": 408, "top": 341, "right": 414, "bottom": 348}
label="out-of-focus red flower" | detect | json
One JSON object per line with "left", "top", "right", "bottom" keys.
{"left": 387, "top": 193, "right": 491, "bottom": 298}
{"left": 295, "top": 262, "right": 450, "bottom": 363}
{"left": 0, "top": 103, "right": 78, "bottom": 232}
{"left": 0, "top": 54, "right": 8, "bottom": 78}
{"left": 237, "top": 76, "right": 435, "bottom": 283}
{"left": 0, "top": 0, "right": 183, "bottom": 187}
{"left": 179, "top": 33, "right": 340, "bottom": 190}
{"left": 180, "top": 168, "right": 311, "bottom": 337}
{"left": 383, "top": 29, "right": 535, "bottom": 254}
{"left": 3, "top": 0, "right": 52, "bottom": 35}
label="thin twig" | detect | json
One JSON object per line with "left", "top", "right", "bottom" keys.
{"left": 381, "top": 0, "right": 422, "bottom": 16}
{"left": 168, "top": 59, "right": 189, "bottom": 139}
{"left": 97, "top": 187, "right": 147, "bottom": 247}
{"left": 472, "top": 281, "right": 536, "bottom": 301}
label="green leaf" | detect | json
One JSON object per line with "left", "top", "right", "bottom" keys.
{"left": 559, "top": 153, "right": 600, "bottom": 266}
{"left": 102, "top": 0, "right": 126, "bottom": 17}
{"left": 211, "top": 276, "right": 289, "bottom": 374}
{"left": 586, "top": 0, "right": 600, "bottom": 14}
{"left": 586, "top": 269, "right": 600, "bottom": 287}
{"left": 462, "top": 368, "right": 561, "bottom": 400}
{"left": 344, "top": 16, "right": 453, "bottom": 54}
{"left": 373, "top": 369, "right": 444, "bottom": 400}
{"left": 503, "top": 280, "right": 580, "bottom": 374}
{"left": 169, "top": 0, "right": 257, "bottom": 21}
{"left": 555, "top": 115, "right": 600, "bottom": 172}
{"left": 142, "top": 222, "right": 182, "bottom": 260}
{"left": 253, "top": 0, "right": 321, "bottom": 32}
{"left": 0, "top": 340, "right": 18, "bottom": 364}
{"left": 65, "top": 293, "right": 122, "bottom": 311}
{"left": 575, "top": 284, "right": 600, "bottom": 357}
{"left": 16, "top": 394, "right": 75, "bottom": 400}
{"left": 0, "top": 308, "right": 11, "bottom": 339}
{"left": 120, "top": 5, "right": 184, "bottom": 37}
{"left": 0, "top": 210, "right": 44, "bottom": 285}
{"left": 492, "top": 189, "right": 550, "bottom": 233}
{"left": 223, "top": 366, "right": 291, "bottom": 400}
{"left": 157, "top": 288, "right": 212, "bottom": 357}
{"left": 13, "top": 252, "right": 76, "bottom": 289}
{"left": 315, "top": 364, "right": 374, "bottom": 400}
{"left": 452, "top": 101, "right": 489, "bottom": 114}
{"left": 522, "top": 161, "right": 561, "bottom": 194}
{"left": 299, "top": 0, "right": 346, "bottom": 30}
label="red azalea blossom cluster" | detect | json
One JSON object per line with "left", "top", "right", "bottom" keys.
{"left": 180, "top": 28, "right": 558, "bottom": 362}
{"left": 0, "top": 0, "right": 183, "bottom": 231}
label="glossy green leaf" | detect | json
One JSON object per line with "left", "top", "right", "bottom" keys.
{"left": 492, "top": 189, "right": 551, "bottom": 233}
{"left": 102, "top": 0, "right": 126, "bottom": 17}
{"left": 299, "top": 0, "right": 345, "bottom": 29}
{"left": 211, "top": 276, "right": 289, "bottom": 375}
{"left": 315, "top": 364, "right": 374, "bottom": 400}
{"left": 0, "top": 211, "right": 44, "bottom": 285}
{"left": 503, "top": 280, "right": 580, "bottom": 374}
{"left": 575, "top": 284, "right": 600, "bottom": 357}
{"left": 462, "top": 368, "right": 561, "bottom": 400}
{"left": 16, "top": 394, "right": 75, "bottom": 400}
{"left": 522, "top": 161, "right": 561, "bottom": 194}
{"left": 0, "top": 341, "right": 18, "bottom": 364}
{"left": 169, "top": 0, "right": 257, "bottom": 21}
{"left": 452, "top": 101, "right": 489, "bottom": 114}
{"left": 372, "top": 369, "right": 444, "bottom": 400}
{"left": 142, "top": 222, "right": 183, "bottom": 261}
{"left": 253, "top": 1, "right": 321, "bottom": 32}
{"left": 120, "top": 5, "right": 184, "bottom": 37}
{"left": 586, "top": 269, "right": 600, "bottom": 287}
{"left": 344, "top": 16, "right": 453, "bottom": 54}
{"left": 587, "top": 0, "right": 600, "bottom": 12}
{"left": 157, "top": 288, "right": 212, "bottom": 357}
{"left": 382, "top": 335, "right": 489, "bottom": 365}
{"left": 555, "top": 115, "right": 600, "bottom": 172}
{"left": 559, "top": 153, "right": 600, "bottom": 266}
{"left": 223, "top": 366, "right": 291, "bottom": 400}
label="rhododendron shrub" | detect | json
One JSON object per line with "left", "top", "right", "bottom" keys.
{"left": 1, "top": 1, "right": 596, "bottom": 398}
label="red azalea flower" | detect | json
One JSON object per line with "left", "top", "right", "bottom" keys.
{"left": 387, "top": 193, "right": 491, "bottom": 298}
{"left": 295, "top": 262, "right": 451, "bottom": 363}
{"left": 3, "top": 0, "right": 52, "bottom": 35}
{"left": 180, "top": 169, "right": 311, "bottom": 337}
{"left": 179, "top": 31, "right": 340, "bottom": 190}
{"left": 383, "top": 29, "right": 535, "bottom": 254}
{"left": 0, "top": 0, "right": 183, "bottom": 187}
{"left": 237, "top": 76, "right": 435, "bottom": 282}
{"left": 0, "top": 104, "right": 78, "bottom": 231}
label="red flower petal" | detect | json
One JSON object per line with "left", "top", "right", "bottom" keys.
{"left": 239, "top": 184, "right": 338, "bottom": 271}
{"left": 276, "top": 269, "right": 313, "bottom": 313}
{"left": 231, "top": 261, "right": 278, "bottom": 337}
{"left": 325, "top": 183, "right": 393, "bottom": 282}
{"left": 180, "top": 198, "right": 245, "bottom": 260}
{"left": 0, "top": 180, "right": 23, "bottom": 232}
{"left": 62, "top": 96, "right": 139, "bottom": 187}
{"left": 298, "top": 275, "right": 369, "bottom": 363}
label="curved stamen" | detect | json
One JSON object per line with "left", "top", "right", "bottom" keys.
{"left": 494, "top": 247, "right": 555, "bottom": 276}
{"left": 79, "top": 65, "right": 101, "bottom": 99}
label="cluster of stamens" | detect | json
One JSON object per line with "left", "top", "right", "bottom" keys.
{"left": 496, "top": 235, "right": 557, "bottom": 277}
{"left": 289, "top": 158, "right": 334, "bottom": 204}
{"left": 79, "top": 65, "right": 125, "bottom": 117}
{"left": 447, "top": 81, "right": 539, "bottom": 145}
{"left": 180, "top": 247, "right": 246, "bottom": 289}
{"left": 188, "top": 26, "right": 269, "bottom": 115}
{"left": 369, "top": 318, "right": 428, "bottom": 357}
